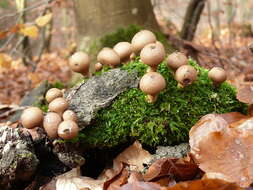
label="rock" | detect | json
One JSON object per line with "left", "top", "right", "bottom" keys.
{"left": 66, "top": 68, "right": 139, "bottom": 128}
{"left": 0, "top": 125, "right": 39, "bottom": 189}
{"left": 151, "top": 143, "right": 190, "bottom": 162}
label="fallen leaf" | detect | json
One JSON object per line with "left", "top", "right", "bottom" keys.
{"left": 119, "top": 181, "right": 162, "bottom": 190}
{"left": 55, "top": 168, "right": 103, "bottom": 190}
{"left": 164, "top": 179, "right": 243, "bottom": 190}
{"left": 36, "top": 13, "right": 53, "bottom": 27}
{"left": 115, "top": 141, "right": 152, "bottom": 171}
{"left": 20, "top": 25, "right": 39, "bottom": 38}
{"left": 143, "top": 158, "right": 199, "bottom": 182}
{"left": 190, "top": 114, "right": 253, "bottom": 187}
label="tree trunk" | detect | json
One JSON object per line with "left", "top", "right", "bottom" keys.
{"left": 180, "top": 0, "right": 206, "bottom": 41}
{"left": 73, "top": 0, "right": 158, "bottom": 48}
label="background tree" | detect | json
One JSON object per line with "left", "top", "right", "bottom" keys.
{"left": 73, "top": 0, "right": 158, "bottom": 49}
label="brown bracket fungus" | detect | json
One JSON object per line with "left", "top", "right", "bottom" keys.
{"left": 139, "top": 72, "right": 166, "bottom": 103}
{"left": 175, "top": 65, "right": 197, "bottom": 87}
{"left": 63, "top": 110, "right": 77, "bottom": 122}
{"left": 208, "top": 67, "right": 227, "bottom": 86}
{"left": 140, "top": 41, "right": 166, "bottom": 72}
{"left": 167, "top": 52, "right": 188, "bottom": 72}
{"left": 131, "top": 30, "right": 156, "bottom": 54}
{"left": 58, "top": 120, "right": 79, "bottom": 140}
{"left": 95, "top": 62, "right": 103, "bottom": 72}
{"left": 48, "top": 97, "right": 69, "bottom": 115}
{"left": 43, "top": 112, "right": 62, "bottom": 138}
{"left": 113, "top": 42, "right": 132, "bottom": 63}
{"left": 21, "top": 107, "right": 44, "bottom": 129}
{"left": 97, "top": 47, "right": 121, "bottom": 68}
{"left": 45, "top": 88, "right": 63, "bottom": 103}
{"left": 69, "top": 51, "right": 91, "bottom": 77}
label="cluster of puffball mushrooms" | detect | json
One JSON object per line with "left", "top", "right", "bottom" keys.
{"left": 21, "top": 88, "right": 79, "bottom": 140}
{"left": 20, "top": 30, "right": 228, "bottom": 138}
{"left": 68, "top": 30, "right": 227, "bottom": 103}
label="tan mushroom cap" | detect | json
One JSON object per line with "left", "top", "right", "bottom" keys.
{"left": 63, "top": 110, "right": 77, "bottom": 122}
{"left": 43, "top": 112, "right": 62, "bottom": 138}
{"left": 139, "top": 72, "right": 166, "bottom": 95}
{"left": 21, "top": 107, "right": 43, "bottom": 129}
{"left": 95, "top": 62, "right": 103, "bottom": 71}
{"left": 208, "top": 67, "right": 227, "bottom": 84}
{"left": 175, "top": 65, "right": 197, "bottom": 86}
{"left": 167, "top": 52, "right": 188, "bottom": 71}
{"left": 69, "top": 51, "right": 90, "bottom": 75}
{"left": 58, "top": 120, "right": 79, "bottom": 140}
{"left": 113, "top": 42, "right": 132, "bottom": 62}
{"left": 48, "top": 97, "right": 69, "bottom": 115}
{"left": 140, "top": 41, "right": 165, "bottom": 67}
{"left": 97, "top": 48, "right": 120, "bottom": 67}
{"left": 131, "top": 30, "right": 157, "bottom": 54}
{"left": 45, "top": 88, "right": 63, "bottom": 103}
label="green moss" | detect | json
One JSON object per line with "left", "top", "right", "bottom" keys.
{"left": 78, "top": 60, "right": 247, "bottom": 149}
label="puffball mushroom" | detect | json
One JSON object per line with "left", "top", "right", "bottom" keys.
{"left": 131, "top": 30, "right": 157, "bottom": 54}
{"left": 48, "top": 97, "right": 69, "bottom": 115}
{"left": 167, "top": 52, "right": 188, "bottom": 71}
{"left": 21, "top": 107, "right": 43, "bottom": 129}
{"left": 43, "top": 112, "right": 62, "bottom": 138}
{"left": 139, "top": 72, "right": 166, "bottom": 103}
{"left": 58, "top": 120, "right": 79, "bottom": 140}
{"left": 95, "top": 62, "right": 103, "bottom": 71}
{"left": 45, "top": 88, "right": 63, "bottom": 103}
{"left": 113, "top": 42, "right": 132, "bottom": 63}
{"left": 208, "top": 67, "right": 227, "bottom": 86}
{"left": 63, "top": 110, "right": 77, "bottom": 122}
{"left": 175, "top": 65, "right": 197, "bottom": 87}
{"left": 69, "top": 51, "right": 90, "bottom": 77}
{"left": 140, "top": 41, "right": 165, "bottom": 72}
{"left": 97, "top": 48, "right": 121, "bottom": 68}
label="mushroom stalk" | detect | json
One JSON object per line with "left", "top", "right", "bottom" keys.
{"left": 146, "top": 94, "right": 157, "bottom": 103}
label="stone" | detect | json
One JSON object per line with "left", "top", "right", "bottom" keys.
{"left": 66, "top": 68, "right": 139, "bottom": 129}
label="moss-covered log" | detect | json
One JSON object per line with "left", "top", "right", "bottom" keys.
{"left": 75, "top": 59, "right": 247, "bottom": 149}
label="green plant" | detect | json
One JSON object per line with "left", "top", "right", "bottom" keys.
{"left": 78, "top": 59, "right": 247, "bottom": 149}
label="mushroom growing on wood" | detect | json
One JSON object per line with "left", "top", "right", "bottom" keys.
{"left": 131, "top": 30, "right": 156, "bottom": 54}
{"left": 175, "top": 65, "right": 197, "bottom": 87}
{"left": 21, "top": 107, "right": 43, "bottom": 129}
{"left": 139, "top": 72, "right": 166, "bottom": 103}
{"left": 45, "top": 88, "right": 63, "bottom": 103}
{"left": 58, "top": 120, "right": 79, "bottom": 140}
{"left": 97, "top": 48, "right": 120, "bottom": 68}
{"left": 167, "top": 52, "right": 188, "bottom": 72}
{"left": 113, "top": 42, "right": 132, "bottom": 63}
{"left": 140, "top": 41, "right": 166, "bottom": 72}
{"left": 63, "top": 110, "right": 77, "bottom": 122}
{"left": 69, "top": 51, "right": 91, "bottom": 77}
{"left": 95, "top": 62, "right": 103, "bottom": 71}
{"left": 43, "top": 112, "right": 62, "bottom": 138}
{"left": 48, "top": 97, "right": 69, "bottom": 115}
{"left": 208, "top": 67, "right": 227, "bottom": 86}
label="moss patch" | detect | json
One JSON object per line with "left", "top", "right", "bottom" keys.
{"left": 78, "top": 60, "right": 247, "bottom": 149}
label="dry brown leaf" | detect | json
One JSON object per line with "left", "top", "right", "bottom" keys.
{"left": 36, "top": 13, "right": 53, "bottom": 27}
{"left": 237, "top": 85, "right": 253, "bottom": 104}
{"left": 115, "top": 141, "right": 152, "bottom": 172}
{"left": 19, "top": 25, "right": 39, "bottom": 38}
{"left": 190, "top": 113, "right": 253, "bottom": 187}
{"left": 55, "top": 168, "right": 103, "bottom": 190}
{"left": 164, "top": 179, "right": 243, "bottom": 190}
{"left": 107, "top": 169, "right": 129, "bottom": 190}
{"left": 119, "top": 181, "right": 162, "bottom": 190}
{"left": 0, "top": 53, "right": 12, "bottom": 69}
{"left": 143, "top": 158, "right": 199, "bottom": 182}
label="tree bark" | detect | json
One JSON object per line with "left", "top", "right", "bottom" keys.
{"left": 180, "top": 0, "right": 206, "bottom": 41}
{"left": 73, "top": 0, "right": 158, "bottom": 48}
